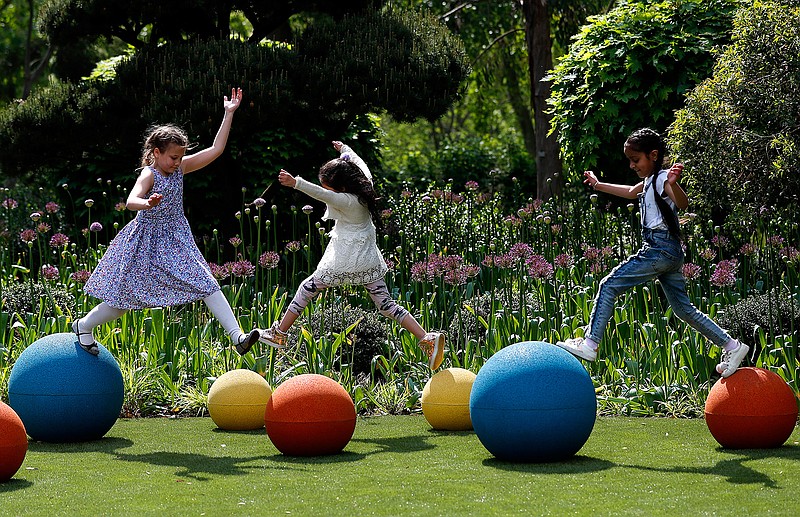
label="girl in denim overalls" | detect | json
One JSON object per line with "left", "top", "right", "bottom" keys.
{"left": 556, "top": 128, "right": 748, "bottom": 378}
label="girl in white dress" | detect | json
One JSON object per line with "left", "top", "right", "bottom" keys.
{"left": 252, "top": 141, "right": 445, "bottom": 369}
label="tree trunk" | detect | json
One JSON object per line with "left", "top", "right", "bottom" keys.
{"left": 521, "top": 0, "right": 562, "bottom": 200}
{"left": 500, "top": 48, "right": 537, "bottom": 172}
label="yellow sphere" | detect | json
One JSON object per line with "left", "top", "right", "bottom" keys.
{"left": 208, "top": 369, "right": 272, "bottom": 430}
{"left": 421, "top": 367, "right": 476, "bottom": 431}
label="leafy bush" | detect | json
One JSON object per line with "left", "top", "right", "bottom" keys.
{"left": 548, "top": 0, "right": 742, "bottom": 184}
{"left": 717, "top": 286, "right": 800, "bottom": 343}
{"left": 2, "top": 281, "right": 75, "bottom": 317}
{"left": 669, "top": 0, "right": 800, "bottom": 230}
{"left": 298, "top": 301, "right": 392, "bottom": 376}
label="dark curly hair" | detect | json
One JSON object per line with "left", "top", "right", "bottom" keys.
{"left": 318, "top": 157, "right": 383, "bottom": 233}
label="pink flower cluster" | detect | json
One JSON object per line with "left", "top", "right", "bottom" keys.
{"left": 410, "top": 253, "right": 478, "bottom": 285}
{"left": 70, "top": 270, "right": 91, "bottom": 284}
{"left": 710, "top": 259, "right": 738, "bottom": 287}
{"left": 49, "top": 233, "right": 70, "bottom": 248}
{"left": 41, "top": 265, "right": 59, "bottom": 281}
{"left": 259, "top": 251, "right": 280, "bottom": 269}
{"left": 682, "top": 263, "right": 702, "bottom": 281}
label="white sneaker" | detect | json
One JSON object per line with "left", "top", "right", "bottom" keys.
{"left": 555, "top": 337, "right": 597, "bottom": 362}
{"left": 716, "top": 341, "right": 749, "bottom": 378}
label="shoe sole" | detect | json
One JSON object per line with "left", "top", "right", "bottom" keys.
{"left": 257, "top": 336, "right": 286, "bottom": 349}
{"left": 555, "top": 341, "right": 596, "bottom": 362}
{"left": 427, "top": 334, "right": 445, "bottom": 370}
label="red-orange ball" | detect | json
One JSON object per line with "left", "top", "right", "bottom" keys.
{"left": 265, "top": 374, "right": 356, "bottom": 456}
{"left": 705, "top": 367, "right": 798, "bottom": 449}
{"left": 0, "top": 401, "right": 28, "bottom": 481}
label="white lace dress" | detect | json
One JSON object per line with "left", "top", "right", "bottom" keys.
{"left": 293, "top": 145, "right": 388, "bottom": 286}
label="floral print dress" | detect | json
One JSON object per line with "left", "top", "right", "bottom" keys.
{"left": 84, "top": 167, "right": 219, "bottom": 309}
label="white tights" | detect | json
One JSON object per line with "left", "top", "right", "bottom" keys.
{"left": 75, "top": 291, "right": 245, "bottom": 346}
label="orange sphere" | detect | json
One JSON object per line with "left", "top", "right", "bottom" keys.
{"left": 265, "top": 374, "right": 356, "bottom": 456}
{"left": 705, "top": 367, "right": 798, "bottom": 449}
{"left": 0, "top": 401, "right": 28, "bottom": 481}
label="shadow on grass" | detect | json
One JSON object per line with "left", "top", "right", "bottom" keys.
{"left": 482, "top": 455, "right": 616, "bottom": 474}
{"left": 350, "top": 433, "right": 437, "bottom": 455}
{"left": 27, "top": 437, "right": 134, "bottom": 454}
{"left": 627, "top": 444, "right": 800, "bottom": 488}
{"left": 0, "top": 479, "right": 33, "bottom": 492}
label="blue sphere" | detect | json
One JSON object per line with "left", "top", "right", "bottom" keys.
{"left": 469, "top": 341, "right": 596, "bottom": 462}
{"left": 8, "top": 333, "right": 124, "bottom": 442}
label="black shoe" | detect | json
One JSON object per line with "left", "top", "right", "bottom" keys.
{"left": 71, "top": 320, "right": 100, "bottom": 356}
{"left": 235, "top": 329, "right": 260, "bottom": 355}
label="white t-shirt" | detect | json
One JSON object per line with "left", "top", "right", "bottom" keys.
{"left": 640, "top": 171, "right": 677, "bottom": 231}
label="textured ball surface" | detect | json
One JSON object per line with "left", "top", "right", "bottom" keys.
{"left": 8, "top": 333, "right": 124, "bottom": 442}
{"left": 265, "top": 374, "right": 356, "bottom": 456}
{"left": 705, "top": 367, "right": 798, "bottom": 449}
{"left": 0, "top": 401, "right": 28, "bottom": 481}
{"left": 208, "top": 369, "right": 272, "bottom": 430}
{"left": 470, "top": 341, "right": 597, "bottom": 462}
{"left": 422, "top": 367, "right": 476, "bottom": 431}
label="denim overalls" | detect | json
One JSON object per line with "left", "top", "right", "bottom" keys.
{"left": 585, "top": 176, "right": 732, "bottom": 347}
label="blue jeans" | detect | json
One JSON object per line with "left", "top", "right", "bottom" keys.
{"left": 587, "top": 228, "right": 731, "bottom": 347}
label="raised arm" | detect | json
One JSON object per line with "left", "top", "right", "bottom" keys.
{"left": 181, "top": 88, "right": 243, "bottom": 174}
{"left": 333, "top": 141, "right": 372, "bottom": 184}
{"left": 278, "top": 169, "right": 360, "bottom": 212}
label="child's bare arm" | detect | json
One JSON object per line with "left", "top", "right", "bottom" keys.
{"left": 585, "top": 171, "right": 643, "bottom": 199}
{"left": 182, "top": 88, "right": 243, "bottom": 173}
{"left": 126, "top": 169, "right": 163, "bottom": 211}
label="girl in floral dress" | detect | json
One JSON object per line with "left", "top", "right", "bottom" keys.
{"left": 256, "top": 141, "right": 445, "bottom": 369}
{"left": 75, "top": 88, "right": 260, "bottom": 355}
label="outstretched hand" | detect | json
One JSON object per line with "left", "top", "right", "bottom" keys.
{"left": 583, "top": 170, "right": 599, "bottom": 188}
{"left": 223, "top": 88, "right": 243, "bottom": 113}
{"left": 146, "top": 193, "right": 163, "bottom": 208}
{"left": 332, "top": 140, "right": 344, "bottom": 152}
{"left": 278, "top": 169, "right": 296, "bottom": 188}
{"left": 667, "top": 163, "right": 684, "bottom": 185}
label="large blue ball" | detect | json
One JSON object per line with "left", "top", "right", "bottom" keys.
{"left": 8, "top": 333, "right": 124, "bottom": 442}
{"left": 469, "top": 341, "right": 596, "bottom": 462}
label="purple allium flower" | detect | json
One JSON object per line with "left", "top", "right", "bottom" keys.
{"left": 209, "top": 263, "right": 230, "bottom": 281}
{"left": 583, "top": 246, "right": 600, "bottom": 262}
{"left": 70, "top": 270, "right": 91, "bottom": 284}
{"left": 444, "top": 268, "right": 468, "bottom": 286}
{"left": 494, "top": 253, "right": 514, "bottom": 269}
{"left": 780, "top": 246, "right": 800, "bottom": 264}
{"left": 285, "top": 240, "right": 301, "bottom": 253}
{"left": 526, "top": 254, "right": 554, "bottom": 280}
{"left": 229, "top": 236, "right": 242, "bottom": 248}
{"left": 465, "top": 180, "right": 479, "bottom": 191}
{"left": 115, "top": 201, "right": 127, "bottom": 212}
{"left": 509, "top": 243, "right": 534, "bottom": 262}
{"left": 49, "top": 233, "right": 70, "bottom": 248}
{"left": 550, "top": 224, "right": 562, "bottom": 235}
{"left": 37, "top": 222, "right": 51, "bottom": 233}
{"left": 710, "top": 259, "right": 738, "bottom": 287}
{"left": 89, "top": 222, "right": 103, "bottom": 232}
{"left": 482, "top": 254, "right": 495, "bottom": 268}
{"left": 711, "top": 234, "right": 730, "bottom": 249}
{"left": 1, "top": 198, "right": 18, "bottom": 209}
{"left": 682, "top": 263, "right": 702, "bottom": 281}
{"left": 253, "top": 197, "right": 266, "bottom": 208}
{"left": 554, "top": 253, "right": 574, "bottom": 269}
{"left": 19, "top": 229, "right": 37, "bottom": 243}
{"left": 401, "top": 190, "right": 413, "bottom": 199}
{"left": 385, "top": 259, "right": 395, "bottom": 271}
{"left": 259, "top": 251, "right": 280, "bottom": 269}
{"left": 380, "top": 209, "right": 392, "bottom": 219}
{"left": 45, "top": 201, "right": 60, "bottom": 213}
{"left": 228, "top": 259, "right": 256, "bottom": 278}
{"left": 410, "top": 262, "right": 428, "bottom": 283}
{"left": 767, "top": 235, "right": 785, "bottom": 247}
{"left": 41, "top": 264, "right": 59, "bottom": 281}
{"left": 302, "top": 204, "right": 314, "bottom": 215}
{"left": 699, "top": 248, "right": 717, "bottom": 261}
{"left": 739, "top": 243, "right": 757, "bottom": 256}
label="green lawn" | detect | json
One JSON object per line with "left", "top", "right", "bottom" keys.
{"left": 2, "top": 415, "right": 799, "bottom": 516}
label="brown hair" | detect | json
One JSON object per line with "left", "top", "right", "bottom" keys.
{"left": 318, "top": 157, "right": 383, "bottom": 233}
{"left": 140, "top": 124, "right": 191, "bottom": 167}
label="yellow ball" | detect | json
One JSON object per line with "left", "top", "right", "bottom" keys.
{"left": 421, "top": 367, "right": 476, "bottom": 431}
{"left": 208, "top": 369, "right": 272, "bottom": 430}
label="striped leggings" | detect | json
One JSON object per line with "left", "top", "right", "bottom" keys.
{"left": 287, "top": 275, "right": 409, "bottom": 323}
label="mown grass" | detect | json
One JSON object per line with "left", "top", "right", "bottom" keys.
{"left": 3, "top": 415, "right": 799, "bottom": 516}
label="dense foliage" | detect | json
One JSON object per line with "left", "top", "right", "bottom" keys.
{"left": 548, "top": 0, "right": 742, "bottom": 184}
{"left": 0, "top": 4, "right": 469, "bottom": 235}
{"left": 669, "top": 0, "right": 800, "bottom": 230}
